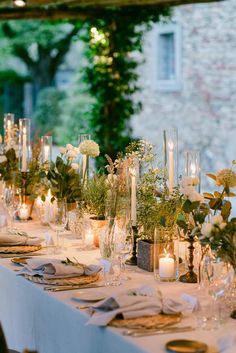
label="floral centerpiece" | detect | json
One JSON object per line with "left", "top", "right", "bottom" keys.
{"left": 199, "top": 165, "right": 236, "bottom": 271}
{"left": 45, "top": 144, "right": 82, "bottom": 204}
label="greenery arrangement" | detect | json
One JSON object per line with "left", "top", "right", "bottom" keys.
{"left": 45, "top": 144, "right": 82, "bottom": 203}
{"left": 0, "top": 142, "right": 42, "bottom": 200}
{"left": 199, "top": 165, "right": 236, "bottom": 270}
{"left": 83, "top": 174, "right": 108, "bottom": 220}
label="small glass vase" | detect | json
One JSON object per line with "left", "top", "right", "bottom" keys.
{"left": 154, "top": 228, "right": 179, "bottom": 282}
{"left": 99, "top": 217, "right": 116, "bottom": 260}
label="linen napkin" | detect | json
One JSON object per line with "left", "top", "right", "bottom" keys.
{"left": 87, "top": 285, "right": 198, "bottom": 326}
{"left": 19, "top": 258, "right": 102, "bottom": 279}
{"left": 0, "top": 232, "right": 42, "bottom": 246}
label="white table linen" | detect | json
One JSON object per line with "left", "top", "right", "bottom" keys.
{"left": 0, "top": 222, "right": 236, "bottom": 353}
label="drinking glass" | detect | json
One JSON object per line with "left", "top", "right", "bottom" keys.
{"left": 196, "top": 257, "right": 234, "bottom": 329}
{"left": 114, "top": 227, "right": 132, "bottom": 281}
{"left": 48, "top": 199, "right": 68, "bottom": 252}
{"left": 3, "top": 185, "right": 20, "bottom": 232}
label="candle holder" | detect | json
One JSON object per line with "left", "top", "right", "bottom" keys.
{"left": 185, "top": 150, "right": 201, "bottom": 192}
{"left": 163, "top": 128, "right": 178, "bottom": 194}
{"left": 154, "top": 228, "right": 179, "bottom": 282}
{"left": 41, "top": 135, "right": 52, "bottom": 166}
{"left": 19, "top": 118, "right": 31, "bottom": 173}
{"left": 125, "top": 225, "right": 138, "bottom": 266}
{"left": 4, "top": 113, "right": 14, "bottom": 147}
{"left": 179, "top": 234, "right": 198, "bottom": 283}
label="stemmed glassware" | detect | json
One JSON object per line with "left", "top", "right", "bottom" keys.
{"left": 197, "top": 257, "right": 234, "bottom": 329}
{"left": 114, "top": 219, "right": 132, "bottom": 282}
{"left": 48, "top": 199, "right": 68, "bottom": 253}
{"left": 3, "top": 184, "right": 20, "bottom": 232}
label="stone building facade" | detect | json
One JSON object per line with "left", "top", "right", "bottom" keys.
{"left": 133, "top": 0, "right": 236, "bottom": 188}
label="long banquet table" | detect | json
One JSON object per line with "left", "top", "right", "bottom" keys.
{"left": 0, "top": 222, "right": 235, "bottom": 353}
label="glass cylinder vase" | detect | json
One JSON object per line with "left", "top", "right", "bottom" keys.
{"left": 154, "top": 228, "right": 179, "bottom": 282}
{"left": 41, "top": 135, "right": 52, "bottom": 165}
{"left": 4, "top": 113, "right": 14, "bottom": 147}
{"left": 185, "top": 150, "right": 201, "bottom": 192}
{"left": 78, "top": 134, "right": 91, "bottom": 184}
{"left": 19, "top": 118, "right": 31, "bottom": 172}
{"left": 163, "top": 128, "right": 178, "bottom": 194}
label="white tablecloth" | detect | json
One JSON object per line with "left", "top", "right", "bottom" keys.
{"left": 0, "top": 222, "right": 236, "bottom": 353}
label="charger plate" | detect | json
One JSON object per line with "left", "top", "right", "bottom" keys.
{"left": 166, "top": 339, "right": 207, "bottom": 353}
{"left": 110, "top": 312, "right": 182, "bottom": 329}
{"left": 0, "top": 244, "right": 42, "bottom": 254}
{"left": 22, "top": 272, "right": 100, "bottom": 286}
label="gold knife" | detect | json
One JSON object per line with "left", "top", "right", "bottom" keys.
{"left": 44, "top": 283, "right": 105, "bottom": 292}
{"left": 123, "top": 326, "right": 195, "bottom": 337}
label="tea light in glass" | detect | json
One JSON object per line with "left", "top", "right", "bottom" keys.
{"left": 185, "top": 150, "right": 201, "bottom": 192}
{"left": 84, "top": 228, "right": 94, "bottom": 247}
{"left": 19, "top": 203, "right": 29, "bottom": 221}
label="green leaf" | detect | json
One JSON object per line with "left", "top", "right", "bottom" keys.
{"left": 209, "top": 198, "right": 222, "bottom": 210}
{"left": 221, "top": 201, "right": 231, "bottom": 221}
{"left": 206, "top": 173, "right": 217, "bottom": 181}
{"left": 203, "top": 192, "right": 214, "bottom": 199}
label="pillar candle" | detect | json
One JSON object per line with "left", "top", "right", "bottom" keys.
{"left": 44, "top": 145, "right": 50, "bottom": 163}
{"left": 22, "top": 127, "right": 27, "bottom": 172}
{"left": 159, "top": 254, "right": 175, "bottom": 278}
{"left": 85, "top": 229, "right": 94, "bottom": 246}
{"left": 19, "top": 203, "right": 29, "bottom": 221}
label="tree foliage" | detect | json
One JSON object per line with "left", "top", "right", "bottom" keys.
{"left": 0, "top": 20, "right": 82, "bottom": 101}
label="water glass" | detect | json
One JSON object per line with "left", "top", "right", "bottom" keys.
{"left": 48, "top": 199, "right": 68, "bottom": 252}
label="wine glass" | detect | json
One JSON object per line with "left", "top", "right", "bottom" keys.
{"left": 114, "top": 228, "right": 132, "bottom": 282}
{"left": 48, "top": 199, "right": 68, "bottom": 253}
{"left": 197, "top": 258, "right": 234, "bottom": 329}
{"left": 3, "top": 185, "right": 20, "bottom": 232}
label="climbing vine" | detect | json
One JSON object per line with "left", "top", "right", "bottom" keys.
{"left": 81, "top": 7, "right": 171, "bottom": 168}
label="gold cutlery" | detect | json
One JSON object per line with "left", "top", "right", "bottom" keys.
{"left": 123, "top": 326, "right": 195, "bottom": 337}
{"left": 44, "top": 283, "right": 106, "bottom": 292}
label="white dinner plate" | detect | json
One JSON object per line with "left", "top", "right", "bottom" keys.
{"left": 72, "top": 291, "right": 106, "bottom": 302}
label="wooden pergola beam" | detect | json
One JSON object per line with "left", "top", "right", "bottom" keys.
{"left": 0, "top": 1, "right": 224, "bottom": 20}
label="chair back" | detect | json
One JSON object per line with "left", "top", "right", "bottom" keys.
{"left": 0, "top": 323, "right": 9, "bottom": 353}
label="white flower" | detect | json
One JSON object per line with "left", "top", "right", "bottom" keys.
{"left": 79, "top": 140, "right": 100, "bottom": 157}
{"left": 59, "top": 147, "right": 66, "bottom": 154}
{"left": 180, "top": 185, "right": 195, "bottom": 196}
{"left": 181, "top": 176, "right": 200, "bottom": 188}
{"left": 201, "top": 223, "right": 213, "bottom": 237}
{"left": 210, "top": 214, "right": 223, "bottom": 225}
{"left": 67, "top": 149, "right": 78, "bottom": 159}
{"left": 219, "top": 222, "right": 227, "bottom": 229}
{"left": 66, "top": 144, "right": 73, "bottom": 151}
{"left": 0, "top": 155, "right": 7, "bottom": 163}
{"left": 71, "top": 163, "right": 79, "bottom": 170}
{"left": 188, "top": 191, "right": 204, "bottom": 203}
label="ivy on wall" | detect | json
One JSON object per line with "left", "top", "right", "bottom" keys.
{"left": 81, "top": 7, "right": 171, "bottom": 168}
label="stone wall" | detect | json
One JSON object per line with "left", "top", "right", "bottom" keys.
{"left": 132, "top": 0, "right": 236, "bottom": 189}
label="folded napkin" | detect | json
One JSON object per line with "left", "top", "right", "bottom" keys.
{"left": 88, "top": 285, "right": 198, "bottom": 326}
{"left": 20, "top": 258, "right": 101, "bottom": 279}
{"left": 0, "top": 232, "right": 42, "bottom": 246}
